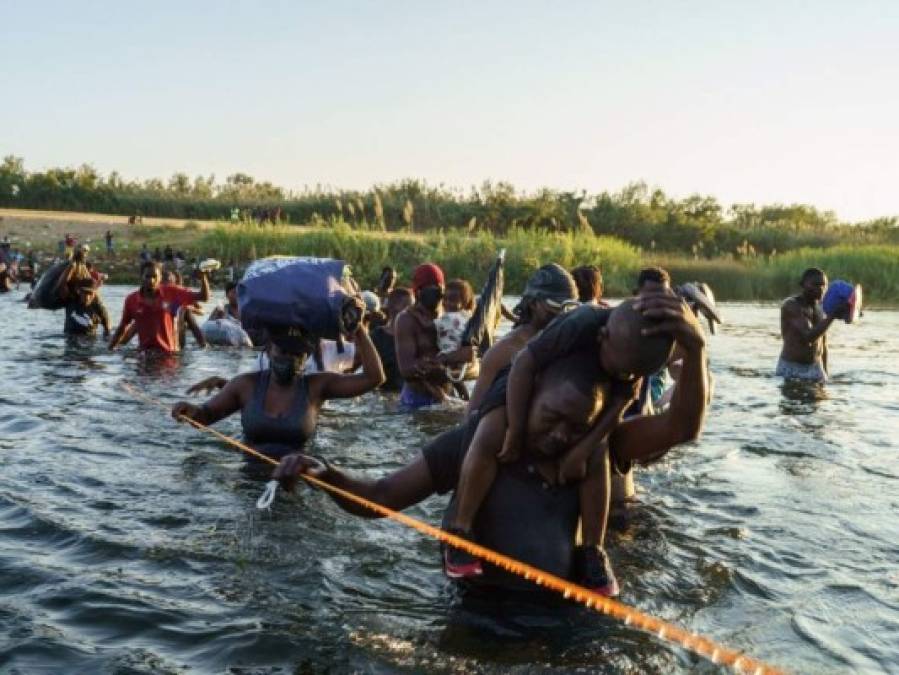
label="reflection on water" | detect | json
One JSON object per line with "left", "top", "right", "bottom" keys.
{"left": 779, "top": 379, "right": 829, "bottom": 415}
{"left": 1, "top": 289, "right": 898, "bottom": 673}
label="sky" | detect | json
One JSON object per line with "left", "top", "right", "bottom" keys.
{"left": 2, "top": 1, "right": 897, "bottom": 222}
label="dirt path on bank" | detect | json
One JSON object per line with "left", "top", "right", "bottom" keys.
{"left": 0, "top": 208, "right": 218, "bottom": 250}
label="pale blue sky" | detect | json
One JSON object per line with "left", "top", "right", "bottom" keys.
{"left": 2, "top": 1, "right": 897, "bottom": 221}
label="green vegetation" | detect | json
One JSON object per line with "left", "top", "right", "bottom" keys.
{"left": 4, "top": 155, "right": 896, "bottom": 301}
{"left": 2, "top": 156, "right": 897, "bottom": 259}
{"left": 197, "top": 222, "right": 899, "bottom": 303}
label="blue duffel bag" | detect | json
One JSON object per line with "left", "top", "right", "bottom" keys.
{"left": 237, "top": 256, "right": 362, "bottom": 339}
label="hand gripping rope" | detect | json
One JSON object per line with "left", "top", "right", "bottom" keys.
{"left": 122, "top": 383, "right": 783, "bottom": 674}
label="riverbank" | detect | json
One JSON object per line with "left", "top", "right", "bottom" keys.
{"left": 3, "top": 208, "right": 897, "bottom": 302}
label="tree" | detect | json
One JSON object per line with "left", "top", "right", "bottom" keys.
{"left": 168, "top": 172, "right": 192, "bottom": 195}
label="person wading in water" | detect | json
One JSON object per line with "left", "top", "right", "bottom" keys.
{"left": 108, "top": 261, "right": 211, "bottom": 353}
{"left": 466, "top": 263, "right": 579, "bottom": 415}
{"left": 395, "top": 263, "right": 474, "bottom": 409}
{"left": 171, "top": 317, "right": 385, "bottom": 462}
{"left": 369, "top": 287, "right": 414, "bottom": 393}
{"left": 777, "top": 267, "right": 847, "bottom": 382}
{"left": 274, "top": 292, "right": 707, "bottom": 596}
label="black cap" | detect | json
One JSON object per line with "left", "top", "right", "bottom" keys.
{"left": 521, "top": 263, "right": 578, "bottom": 306}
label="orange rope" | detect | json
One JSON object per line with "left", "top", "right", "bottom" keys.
{"left": 123, "top": 383, "right": 784, "bottom": 674}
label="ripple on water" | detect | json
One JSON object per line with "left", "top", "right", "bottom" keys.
{"left": 0, "top": 413, "right": 45, "bottom": 437}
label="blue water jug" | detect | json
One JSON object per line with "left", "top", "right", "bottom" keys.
{"left": 823, "top": 280, "right": 862, "bottom": 323}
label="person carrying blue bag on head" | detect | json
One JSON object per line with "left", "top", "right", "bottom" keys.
{"left": 173, "top": 256, "right": 385, "bottom": 463}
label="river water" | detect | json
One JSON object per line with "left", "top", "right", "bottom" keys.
{"left": 1, "top": 286, "right": 897, "bottom": 674}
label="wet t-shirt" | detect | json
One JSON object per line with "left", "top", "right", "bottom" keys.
{"left": 121, "top": 285, "right": 198, "bottom": 352}
{"left": 422, "top": 416, "right": 580, "bottom": 589}
{"left": 526, "top": 304, "right": 611, "bottom": 369}
{"left": 64, "top": 297, "right": 109, "bottom": 335}
{"left": 370, "top": 326, "right": 403, "bottom": 392}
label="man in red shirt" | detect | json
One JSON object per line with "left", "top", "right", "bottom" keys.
{"left": 108, "top": 261, "right": 211, "bottom": 353}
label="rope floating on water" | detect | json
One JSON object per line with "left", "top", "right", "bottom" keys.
{"left": 122, "top": 382, "right": 783, "bottom": 675}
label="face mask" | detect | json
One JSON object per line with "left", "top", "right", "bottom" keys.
{"left": 270, "top": 354, "right": 302, "bottom": 385}
{"left": 418, "top": 286, "right": 443, "bottom": 312}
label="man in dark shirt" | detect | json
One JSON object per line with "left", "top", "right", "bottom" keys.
{"left": 62, "top": 278, "right": 111, "bottom": 337}
{"left": 275, "top": 292, "right": 708, "bottom": 590}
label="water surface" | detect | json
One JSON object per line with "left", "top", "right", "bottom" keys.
{"left": 1, "top": 287, "right": 897, "bottom": 673}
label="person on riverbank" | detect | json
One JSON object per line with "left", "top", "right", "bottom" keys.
{"left": 395, "top": 263, "right": 474, "bottom": 409}
{"left": 171, "top": 319, "right": 385, "bottom": 461}
{"left": 108, "top": 261, "right": 210, "bottom": 353}
{"left": 776, "top": 268, "right": 845, "bottom": 382}
{"left": 466, "top": 263, "right": 579, "bottom": 414}
{"left": 274, "top": 292, "right": 706, "bottom": 594}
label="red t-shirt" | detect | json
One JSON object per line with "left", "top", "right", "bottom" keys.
{"left": 122, "top": 285, "right": 198, "bottom": 352}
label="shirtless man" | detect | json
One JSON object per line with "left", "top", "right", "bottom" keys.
{"left": 776, "top": 267, "right": 845, "bottom": 382}
{"left": 395, "top": 263, "right": 473, "bottom": 408}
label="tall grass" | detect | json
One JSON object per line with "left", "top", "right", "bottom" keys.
{"left": 200, "top": 221, "right": 642, "bottom": 293}
{"left": 761, "top": 245, "right": 899, "bottom": 302}
{"left": 198, "top": 222, "right": 899, "bottom": 303}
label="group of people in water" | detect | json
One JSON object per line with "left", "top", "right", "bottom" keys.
{"left": 21, "top": 243, "right": 852, "bottom": 600}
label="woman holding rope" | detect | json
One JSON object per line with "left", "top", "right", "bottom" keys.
{"left": 171, "top": 315, "right": 385, "bottom": 461}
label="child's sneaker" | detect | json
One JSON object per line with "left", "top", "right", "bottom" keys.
{"left": 443, "top": 528, "right": 483, "bottom": 579}
{"left": 577, "top": 545, "right": 620, "bottom": 597}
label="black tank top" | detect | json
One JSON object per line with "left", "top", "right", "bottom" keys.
{"left": 241, "top": 370, "right": 315, "bottom": 459}
{"left": 424, "top": 369, "right": 580, "bottom": 590}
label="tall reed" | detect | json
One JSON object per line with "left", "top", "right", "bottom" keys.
{"left": 197, "top": 223, "right": 899, "bottom": 302}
